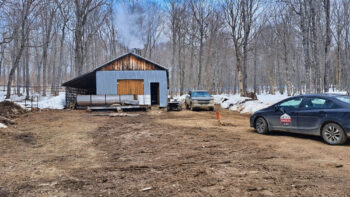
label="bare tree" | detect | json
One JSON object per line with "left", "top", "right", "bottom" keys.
{"left": 274, "top": 6, "right": 294, "bottom": 95}
{"left": 24, "top": 34, "right": 30, "bottom": 99}
{"left": 5, "top": 0, "right": 36, "bottom": 99}
{"left": 73, "top": 0, "right": 105, "bottom": 76}
{"left": 168, "top": 0, "right": 184, "bottom": 93}
{"left": 39, "top": 1, "right": 57, "bottom": 96}
{"left": 223, "top": 0, "right": 260, "bottom": 96}
{"left": 190, "top": 0, "right": 211, "bottom": 89}
{"left": 323, "top": 0, "right": 331, "bottom": 92}
{"left": 55, "top": 0, "right": 71, "bottom": 95}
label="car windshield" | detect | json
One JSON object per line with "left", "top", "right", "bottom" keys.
{"left": 334, "top": 95, "right": 350, "bottom": 104}
{"left": 192, "top": 91, "right": 210, "bottom": 97}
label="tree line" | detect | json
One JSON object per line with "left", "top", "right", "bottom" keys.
{"left": 0, "top": 0, "right": 349, "bottom": 99}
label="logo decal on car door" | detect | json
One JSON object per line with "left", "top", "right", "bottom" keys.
{"left": 280, "top": 113, "right": 291, "bottom": 125}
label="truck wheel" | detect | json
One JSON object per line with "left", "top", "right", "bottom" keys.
{"left": 321, "top": 123, "right": 347, "bottom": 145}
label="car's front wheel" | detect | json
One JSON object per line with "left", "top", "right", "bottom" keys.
{"left": 321, "top": 123, "right": 347, "bottom": 145}
{"left": 255, "top": 117, "right": 269, "bottom": 134}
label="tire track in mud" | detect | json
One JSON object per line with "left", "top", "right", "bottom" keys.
{"left": 65, "top": 109, "right": 350, "bottom": 196}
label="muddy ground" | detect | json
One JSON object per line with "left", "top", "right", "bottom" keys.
{"left": 0, "top": 106, "right": 349, "bottom": 196}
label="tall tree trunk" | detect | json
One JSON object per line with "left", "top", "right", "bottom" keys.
{"left": 16, "top": 64, "right": 21, "bottom": 96}
{"left": 51, "top": 33, "right": 58, "bottom": 95}
{"left": 301, "top": 24, "right": 311, "bottom": 93}
{"left": 35, "top": 46, "right": 41, "bottom": 93}
{"left": 178, "top": 34, "right": 183, "bottom": 95}
{"left": 42, "top": 41, "right": 48, "bottom": 96}
{"left": 310, "top": 0, "right": 321, "bottom": 93}
{"left": 6, "top": 8, "right": 29, "bottom": 100}
{"left": 204, "top": 34, "right": 214, "bottom": 89}
{"left": 0, "top": 44, "right": 3, "bottom": 91}
{"left": 283, "top": 43, "right": 291, "bottom": 96}
{"left": 41, "top": 8, "right": 55, "bottom": 96}
{"left": 189, "top": 33, "right": 195, "bottom": 88}
{"left": 25, "top": 39, "right": 30, "bottom": 100}
{"left": 298, "top": 1, "right": 311, "bottom": 93}
{"left": 197, "top": 30, "right": 204, "bottom": 89}
{"left": 242, "top": 42, "right": 248, "bottom": 95}
{"left": 323, "top": 0, "right": 330, "bottom": 92}
{"left": 235, "top": 47, "right": 244, "bottom": 96}
{"left": 253, "top": 43, "right": 258, "bottom": 94}
{"left": 6, "top": 43, "right": 26, "bottom": 99}
{"left": 170, "top": 19, "right": 176, "bottom": 94}
{"left": 336, "top": 41, "right": 341, "bottom": 89}
{"left": 22, "top": 48, "right": 26, "bottom": 96}
{"left": 57, "top": 24, "right": 66, "bottom": 94}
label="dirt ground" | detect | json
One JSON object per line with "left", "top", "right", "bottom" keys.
{"left": 0, "top": 106, "right": 350, "bottom": 197}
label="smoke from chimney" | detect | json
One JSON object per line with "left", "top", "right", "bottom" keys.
{"left": 131, "top": 48, "right": 142, "bottom": 56}
{"left": 114, "top": 2, "right": 144, "bottom": 49}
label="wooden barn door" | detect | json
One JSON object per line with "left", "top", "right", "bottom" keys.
{"left": 117, "top": 80, "right": 144, "bottom": 97}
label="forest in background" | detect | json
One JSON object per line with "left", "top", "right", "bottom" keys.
{"left": 0, "top": 0, "right": 349, "bottom": 99}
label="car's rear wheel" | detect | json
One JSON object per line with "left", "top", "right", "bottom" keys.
{"left": 321, "top": 123, "right": 347, "bottom": 145}
{"left": 255, "top": 117, "right": 269, "bottom": 134}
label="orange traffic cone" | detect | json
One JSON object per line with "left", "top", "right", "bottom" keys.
{"left": 216, "top": 111, "right": 221, "bottom": 126}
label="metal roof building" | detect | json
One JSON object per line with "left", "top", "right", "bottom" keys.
{"left": 62, "top": 52, "right": 169, "bottom": 108}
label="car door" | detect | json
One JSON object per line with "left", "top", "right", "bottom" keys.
{"left": 265, "top": 97, "right": 303, "bottom": 131}
{"left": 297, "top": 97, "right": 334, "bottom": 134}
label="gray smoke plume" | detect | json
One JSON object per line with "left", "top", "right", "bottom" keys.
{"left": 114, "top": 2, "right": 145, "bottom": 49}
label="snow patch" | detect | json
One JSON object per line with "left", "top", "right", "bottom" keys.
{"left": 36, "top": 92, "right": 66, "bottom": 109}
{"left": 0, "top": 123, "right": 7, "bottom": 129}
{"left": 172, "top": 92, "right": 289, "bottom": 114}
{"left": 0, "top": 91, "right": 66, "bottom": 109}
{"left": 172, "top": 94, "right": 188, "bottom": 102}
{"left": 215, "top": 93, "right": 289, "bottom": 114}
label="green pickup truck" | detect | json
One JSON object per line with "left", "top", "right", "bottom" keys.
{"left": 185, "top": 90, "right": 214, "bottom": 111}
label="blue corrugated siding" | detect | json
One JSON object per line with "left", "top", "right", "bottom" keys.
{"left": 96, "top": 71, "right": 168, "bottom": 107}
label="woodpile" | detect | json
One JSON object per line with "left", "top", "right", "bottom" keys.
{"left": 0, "top": 101, "right": 25, "bottom": 126}
{"left": 0, "top": 101, "right": 25, "bottom": 119}
{"left": 246, "top": 92, "right": 257, "bottom": 100}
{"left": 0, "top": 116, "right": 16, "bottom": 125}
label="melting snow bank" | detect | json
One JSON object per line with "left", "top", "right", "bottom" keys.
{"left": 214, "top": 94, "right": 289, "bottom": 114}
{"left": 35, "top": 92, "right": 66, "bottom": 109}
{"left": 0, "top": 91, "right": 66, "bottom": 109}
{"left": 171, "top": 94, "right": 188, "bottom": 102}
{"left": 172, "top": 93, "right": 289, "bottom": 114}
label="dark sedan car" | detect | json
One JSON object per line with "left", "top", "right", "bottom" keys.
{"left": 250, "top": 94, "right": 350, "bottom": 145}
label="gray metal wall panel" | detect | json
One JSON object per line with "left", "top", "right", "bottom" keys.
{"left": 96, "top": 71, "right": 168, "bottom": 107}
{"left": 96, "top": 71, "right": 117, "bottom": 95}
